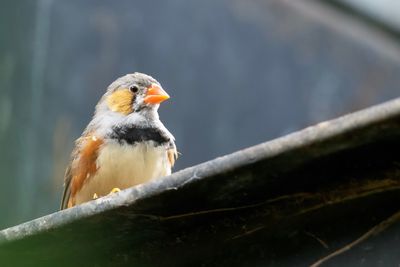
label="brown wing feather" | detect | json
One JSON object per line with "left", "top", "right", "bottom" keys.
{"left": 60, "top": 136, "right": 103, "bottom": 210}
{"left": 60, "top": 165, "right": 72, "bottom": 210}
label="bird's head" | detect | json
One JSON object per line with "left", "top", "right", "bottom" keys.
{"left": 99, "top": 72, "right": 170, "bottom": 116}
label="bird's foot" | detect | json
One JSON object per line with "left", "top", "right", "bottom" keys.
{"left": 92, "top": 188, "right": 120, "bottom": 200}
{"left": 109, "top": 187, "right": 121, "bottom": 194}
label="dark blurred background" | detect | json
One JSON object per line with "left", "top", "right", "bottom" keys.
{"left": 0, "top": 0, "right": 399, "bottom": 229}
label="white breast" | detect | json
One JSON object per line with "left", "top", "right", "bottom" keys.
{"left": 74, "top": 141, "right": 171, "bottom": 205}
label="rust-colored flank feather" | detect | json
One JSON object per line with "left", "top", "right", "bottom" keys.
{"left": 167, "top": 148, "right": 177, "bottom": 168}
{"left": 67, "top": 136, "right": 103, "bottom": 208}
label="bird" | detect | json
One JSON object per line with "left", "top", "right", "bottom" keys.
{"left": 60, "top": 72, "right": 177, "bottom": 209}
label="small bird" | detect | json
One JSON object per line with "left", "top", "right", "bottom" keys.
{"left": 61, "top": 73, "right": 177, "bottom": 209}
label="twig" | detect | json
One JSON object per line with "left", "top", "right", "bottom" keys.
{"left": 310, "top": 209, "right": 400, "bottom": 267}
{"left": 230, "top": 226, "right": 266, "bottom": 240}
{"left": 160, "top": 192, "right": 311, "bottom": 221}
{"left": 304, "top": 231, "right": 329, "bottom": 249}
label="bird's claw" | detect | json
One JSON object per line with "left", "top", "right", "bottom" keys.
{"left": 109, "top": 187, "right": 121, "bottom": 194}
{"left": 92, "top": 188, "right": 120, "bottom": 200}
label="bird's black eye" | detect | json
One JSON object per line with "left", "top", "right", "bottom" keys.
{"left": 129, "top": 86, "right": 139, "bottom": 93}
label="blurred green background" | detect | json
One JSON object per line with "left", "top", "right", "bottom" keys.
{"left": 1, "top": 0, "right": 399, "bottom": 229}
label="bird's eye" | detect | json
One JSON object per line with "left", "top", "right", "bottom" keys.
{"left": 129, "top": 86, "right": 139, "bottom": 93}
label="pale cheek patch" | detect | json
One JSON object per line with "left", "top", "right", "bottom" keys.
{"left": 107, "top": 89, "right": 134, "bottom": 115}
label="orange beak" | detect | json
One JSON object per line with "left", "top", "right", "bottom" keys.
{"left": 144, "top": 84, "right": 170, "bottom": 104}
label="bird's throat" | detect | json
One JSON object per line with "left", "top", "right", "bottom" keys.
{"left": 109, "top": 125, "right": 170, "bottom": 146}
